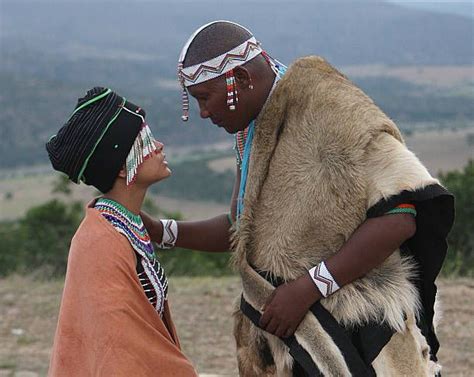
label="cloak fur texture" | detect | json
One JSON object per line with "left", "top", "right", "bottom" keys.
{"left": 231, "top": 56, "right": 452, "bottom": 376}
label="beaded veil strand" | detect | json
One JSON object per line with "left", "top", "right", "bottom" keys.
{"left": 125, "top": 122, "right": 157, "bottom": 185}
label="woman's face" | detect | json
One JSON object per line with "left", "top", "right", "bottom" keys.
{"left": 134, "top": 139, "right": 171, "bottom": 185}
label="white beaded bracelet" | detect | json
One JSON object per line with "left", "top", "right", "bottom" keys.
{"left": 308, "top": 261, "right": 340, "bottom": 297}
{"left": 158, "top": 219, "right": 178, "bottom": 249}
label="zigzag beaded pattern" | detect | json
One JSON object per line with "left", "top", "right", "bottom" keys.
{"left": 162, "top": 220, "right": 177, "bottom": 248}
{"left": 95, "top": 198, "right": 168, "bottom": 315}
{"left": 180, "top": 40, "right": 260, "bottom": 84}
{"left": 312, "top": 263, "right": 335, "bottom": 297}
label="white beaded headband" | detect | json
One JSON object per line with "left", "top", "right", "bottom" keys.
{"left": 179, "top": 36, "right": 262, "bottom": 87}
{"left": 177, "top": 20, "right": 264, "bottom": 121}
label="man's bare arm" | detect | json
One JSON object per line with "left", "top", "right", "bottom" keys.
{"left": 259, "top": 213, "right": 416, "bottom": 337}
{"left": 142, "top": 166, "right": 241, "bottom": 252}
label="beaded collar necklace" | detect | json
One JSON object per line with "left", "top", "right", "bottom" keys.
{"left": 94, "top": 198, "right": 168, "bottom": 315}
{"left": 94, "top": 198, "right": 155, "bottom": 259}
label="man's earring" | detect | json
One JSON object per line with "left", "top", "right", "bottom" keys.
{"left": 226, "top": 70, "right": 238, "bottom": 111}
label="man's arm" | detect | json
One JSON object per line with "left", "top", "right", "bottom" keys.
{"left": 141, "top": 166, "right": 241, "bottom": 253}
{"left": 259, "top": 213, "right": 416, "bottom": 338}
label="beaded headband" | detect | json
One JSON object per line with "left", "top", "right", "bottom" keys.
{"left": 179, "top": 36, "right": 262, "bottom": 87}
{"left": 177, "top": 21, "right": 285, "bottom": 121}
{"left": 178, "top": 21, "right": 263, "bottom": 121}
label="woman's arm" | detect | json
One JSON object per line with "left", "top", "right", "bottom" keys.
{"left": 142, "top": 166, "right": 241, "bottom": 253}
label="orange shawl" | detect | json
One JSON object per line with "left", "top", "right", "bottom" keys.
{"left": 49, "top": 208, "right": 197, "bottom": 376}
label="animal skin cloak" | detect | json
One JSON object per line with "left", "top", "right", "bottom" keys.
{"left": 233, "top": 57, "right": 454, "bottom": 376}
{"left": 48, "top": 208, "right": 197, "bottom": 377}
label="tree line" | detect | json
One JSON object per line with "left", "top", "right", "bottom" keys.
{"left": 0, "top": 161, "right": 472, "bottom": 278}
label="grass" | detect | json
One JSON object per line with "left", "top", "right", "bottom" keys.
{"left": 1, "top": 275, "right": 473, "bottom": 376}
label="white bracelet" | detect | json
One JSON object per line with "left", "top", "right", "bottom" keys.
{"left": 158, "top": 219, "right": 178, "bottom": 249}
{"left": 308, "top": 261, "right": 340, "bottom": 297}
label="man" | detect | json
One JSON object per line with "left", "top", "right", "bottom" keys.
{"left": 143, "top": 21, "right": 454, "bottom": 376}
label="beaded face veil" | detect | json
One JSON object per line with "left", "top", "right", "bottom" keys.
{"left": 177, "top": 20, "right": 283, "bottom": 121}
{"left": 123, "top": 106, "right": 158, "bottom": 185}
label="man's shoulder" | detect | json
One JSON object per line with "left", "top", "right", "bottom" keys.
{"left": 287, "top": 56, "right": 347, "bottom": 80}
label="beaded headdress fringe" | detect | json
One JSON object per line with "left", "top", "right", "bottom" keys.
{"left": 125, "top": 123, "right": 157, "bottom": 185}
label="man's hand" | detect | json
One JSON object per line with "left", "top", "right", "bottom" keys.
{"left": 259, "top": 273, "right": 321, "bottom": 338}
{"left": 140, "top": 211, "right": 163, "bottom": 243}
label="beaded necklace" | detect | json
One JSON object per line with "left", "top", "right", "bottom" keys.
{"left": 94, "top": 198, "right": 168, "bottom": 315}
{"left": 236, "top": 63, "right": 287, "bottom": 221}
{"left": 234, "top": 126, "right": 249, "bottom": 168}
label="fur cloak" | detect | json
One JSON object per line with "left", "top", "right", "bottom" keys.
{"left": 232, "top": 56, "right": 454, "bottom": 376}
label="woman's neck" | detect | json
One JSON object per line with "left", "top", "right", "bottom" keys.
{"left": 102, "top": 184, "right": 147, "bottom": 216}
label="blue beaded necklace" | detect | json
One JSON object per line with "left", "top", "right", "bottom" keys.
{"left": 236, "top": 63, "right": 287, "bottom": 221}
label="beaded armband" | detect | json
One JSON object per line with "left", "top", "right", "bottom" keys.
{"left": 308, "top": 261, "right": 340, "bottom": 298}
{"left": 385, "top": 203, "right": 417, "bottom": 217}
{"left": 158, "top": 219, "right": 178, "bottom": 249}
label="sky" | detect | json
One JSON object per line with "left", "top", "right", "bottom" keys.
{"left": 387, "top": 0, "right": 473, "bottom": 18}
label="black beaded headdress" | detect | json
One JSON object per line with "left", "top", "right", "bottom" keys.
{"left": 46, "top": 87, "right": 156, "bottom": 193}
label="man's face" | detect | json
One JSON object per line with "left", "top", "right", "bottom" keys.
{"left": 187, "top": 76, "right": 252, "bottom": 134}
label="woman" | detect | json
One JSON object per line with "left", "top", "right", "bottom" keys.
{"left": 46, "top": 87, "right": 197, "bottom": 376}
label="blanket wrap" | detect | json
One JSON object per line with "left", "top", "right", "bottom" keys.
{"left": 48, "top": 208, "right": 197, "bottom": 377}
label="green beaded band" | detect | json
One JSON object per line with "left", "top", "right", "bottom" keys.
{"left": 385, "top": 207, "right": 417, "bottom": 217}
{"left": 226, "top": 213, "right": 234, "bottom": 226}
{"left": 96, "top": 198, "right": 142, "bottom": 224}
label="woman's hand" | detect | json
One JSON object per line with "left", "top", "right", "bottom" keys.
{"left": 259, "top": 273, "right": 321, "bottom": 338}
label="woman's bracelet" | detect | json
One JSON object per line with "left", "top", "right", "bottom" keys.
{"left": 308, "top": 261, "right": 340, "bottom": 297}
{"left": 157, "top": 219, "right": 178, "bottom": 249}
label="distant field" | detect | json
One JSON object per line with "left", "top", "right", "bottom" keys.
{"left": 208, "top": 157, "right": 236, "bottom": 173}
{"left": 1, "top": 128, "right": 473, "bottom": 222}
{"left": 208, "top": 128, "right": 474, "bottom": 176}
{"left": 0, "top": 174, "right": 228, "bottom": 222}
{"left": 405, "top": 128, "right": 474, "bottom": 174}
{"left": 343, "top": 65, "right": 474, "bottom": 88}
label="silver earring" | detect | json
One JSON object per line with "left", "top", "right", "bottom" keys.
{"left": 249, "top": 84, "right": 254, "bottom": 90}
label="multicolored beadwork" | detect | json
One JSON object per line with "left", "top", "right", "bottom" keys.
{"left": 236, "top": 62, "right": 287, "bottom": 220}
{"left": 179, "top": 34, "right": 261, "bottom": 87}
{"left": 226, "top": 70, "right": 238, "bottom": 111}
{"left": 234, "top": 62, "right": 287, "bottom": 171}
{"left": 234, "top": 126, "right": 249, "bottom": 168}
{"left": 124, "top": 121, "right": 157, "bottom": 185}
{"left": 178, "top": 62, "right": 190, "bottom": 121}
{"left": 177, "top": 21, "right": 266, "bottom": 122}
{"left": 94, "top": 198, "right": 168, "bottom": 315}
{"left": 386, "top": 203, "right": 417, "bottom": 217}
